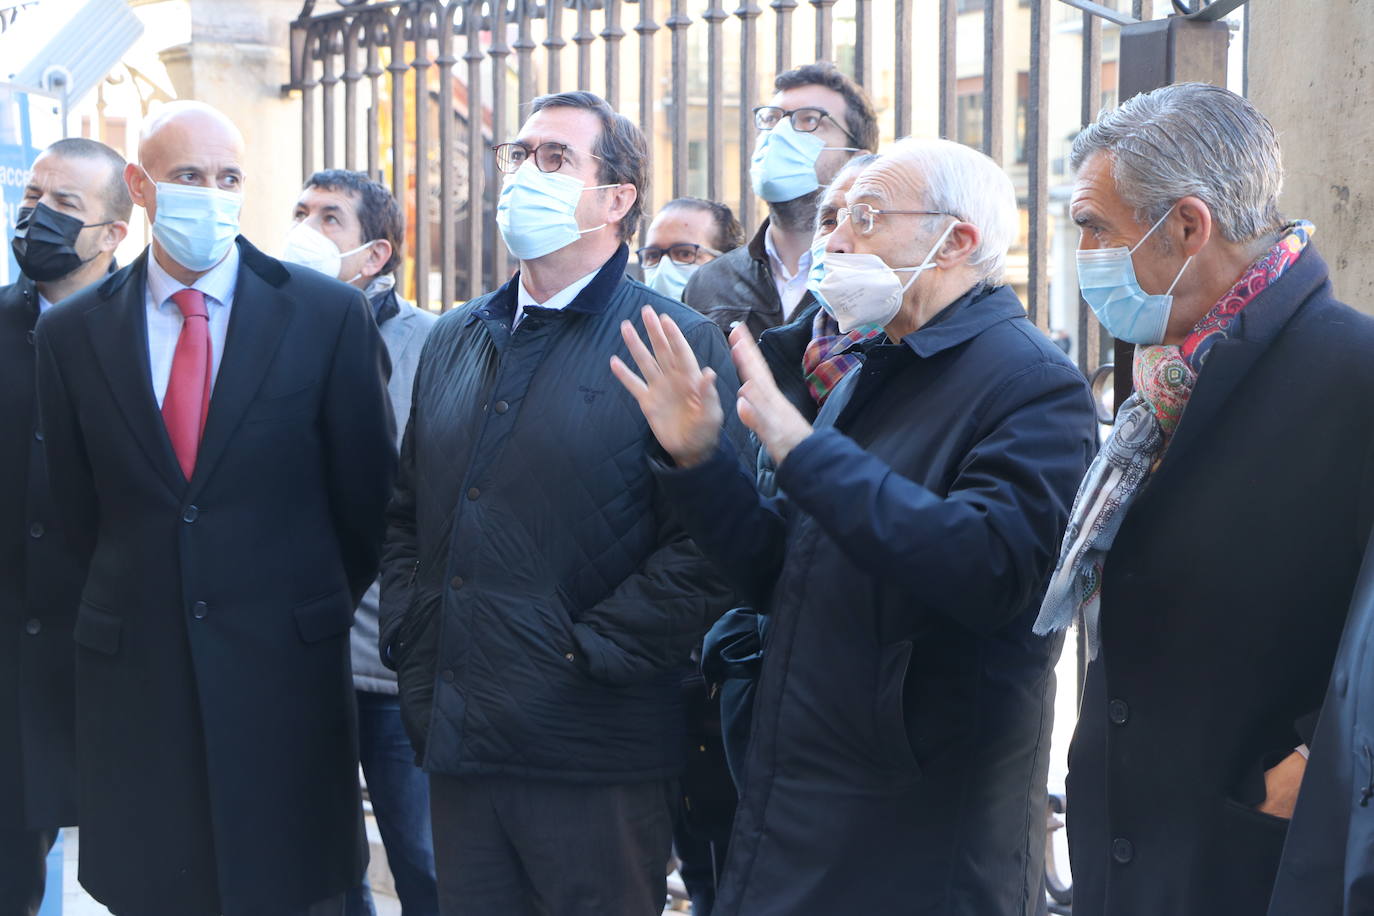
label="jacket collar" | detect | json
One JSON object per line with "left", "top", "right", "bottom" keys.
{"left": 898, "top": 282, "right": 1024, "bottom": 358}
{"left": 1151, "top": 243, "right": 1332, "bottom": 476}
{"left": 97, "top": 235, "right": 289, "bottom": 300}
{"left": 746, "top": 218, "right": 772, "bottom": 265}
{"left": 471, "top": 243, "right": 630, "bottom": 327}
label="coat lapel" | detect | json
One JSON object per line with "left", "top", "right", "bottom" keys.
{"left": 85, "top": 251, "right": 186, "bottom": 493}
{"left": 1156, "top": 245, "right": 1331, "bottom": 473}
{"left": 186, "top": 244, "right": 293, "bottom": 499}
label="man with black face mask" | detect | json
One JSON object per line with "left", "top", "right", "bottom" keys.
{"left": 0, "top": 137, "right": 129, "bottom": 916}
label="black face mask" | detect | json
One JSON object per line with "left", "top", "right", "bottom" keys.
{"left": 10, "top": 202, "right": 110, "bottom": 283}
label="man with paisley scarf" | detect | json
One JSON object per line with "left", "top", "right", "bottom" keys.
{"left": 1034, "top": 83, "right": 1374, "bottom": 916}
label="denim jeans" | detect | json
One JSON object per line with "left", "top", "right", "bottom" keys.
{"left": 345, "top": 690, "right": 439, "bottom": 916}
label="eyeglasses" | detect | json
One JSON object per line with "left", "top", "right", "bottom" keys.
{"left": 636, "top": 243, "right": 721, "bottom": 268}
{"left": 837, "top": 203, "right": 959, "bottom": 237}
{"left": 752, "top": 106, "right": 860, "bottom": 145}
{"left": 492, "top": 141, "right": 603, "bottom": 174}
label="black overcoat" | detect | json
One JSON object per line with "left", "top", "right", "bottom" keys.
{"left": 0, "top": 275, "right": 82, "bottom": 834}
{"left": 1267, "top": 525, "right": 1374, "bottom": 916}
{"left": 33, "top": 239, "right": 396, "bottom": 916}
{"left": 1066, "top": 246, "right": 1374, "bottom": 916}
{"left": 656, "top": 284, "right": 1097, "bottom": 915}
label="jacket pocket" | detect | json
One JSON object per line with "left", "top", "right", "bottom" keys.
{"left": 293, "top": 589, "right": 353, "bottom": 643}
{"left": 73, "top": 603, "right": 122, "bottom": 656}
{"left": 875, "top": 639, "right": 921, "bottom": 776}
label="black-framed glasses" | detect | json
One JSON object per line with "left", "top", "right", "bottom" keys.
{"left": 837, "top": 204, "right": 959, "bottom": 237}
{"left": 492, "top": 141, "right": 603, "bottom": 174}
{"left": 636, "top": 243, "right": 721, "bottom": 268}
{"left": 752, "top": 105, "right": 859, "bottom": 145}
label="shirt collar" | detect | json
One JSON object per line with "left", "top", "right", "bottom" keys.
{"left": 517, "top": 266, "right": 601, "bottom": 314}
{"left": 146, "top": 241, "right": 240, "bottom": 310}
{"left": 763, "top": 222, "right": 812, "bottom": 284}
{"left": 897, "top": 283, "right": 1026, "bottom": 358}
{"left": 472, "top": 244, "right": 632, "bottom": 327}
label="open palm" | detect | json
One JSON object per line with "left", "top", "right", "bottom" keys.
{"left": 610, "top": 306, "right": 724, "bottom": 468}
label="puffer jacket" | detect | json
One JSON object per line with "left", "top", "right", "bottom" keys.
{"left": 379, "top": 244, "right": 747, "bottom": 782}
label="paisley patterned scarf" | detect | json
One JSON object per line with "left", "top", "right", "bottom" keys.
{"left": 1033, "top": 221, "right": 1313, "bottom": 656}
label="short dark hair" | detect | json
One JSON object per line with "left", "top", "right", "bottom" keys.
{"left": 44, "top": 137, "right": 132, "bottom": 223}
{"left": 302, "top": 169, "right": 405, "bottom": 276}
{"left": 662, "top": 197, "right": 745, "bottom": 253}
{"left": 773, "top": 61, "right": 880, "bottom": 155}
{"left": 527, "top": 91, "right": 649, "bottom": 239}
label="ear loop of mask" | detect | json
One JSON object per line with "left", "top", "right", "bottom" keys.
{"left": 341, "top": 239, "right": 376, "bottom": 285}
{"left": 577, "top": 183, "right": 620, "bottom": 237}
{"left": 891, "top": 220, "right": 960, "bottom": 294}
{"left": 1129, "top": 206, "right": 1195, "bottom": 297}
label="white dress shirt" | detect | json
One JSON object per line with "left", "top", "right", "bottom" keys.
{"left": 764, "top": 224, "right": 813, "bottom": 321}
{"left": 514, "top": 267, "right": 601, "bottom": 328}
{"left": 145, "top": 244, "right": 239, "bottom": 407}
{"left": 37, "top": 293, "right": 55, "bottom": 313}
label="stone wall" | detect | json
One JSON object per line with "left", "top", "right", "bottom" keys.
{"left": 1248, "top": 0, "right": 1374, "bottom": 313}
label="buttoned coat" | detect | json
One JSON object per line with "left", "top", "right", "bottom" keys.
{"left": 1066, "top": 247, "right": 1374, "bottom": 916}
{"left": 657, "top": 283, "right": 1097, "bottom": 915}
{"left": 34, "top": 238, "right": 396, "bottom": 916}
{"left": 0, "top": 275, "right": 83, "bottom": 836}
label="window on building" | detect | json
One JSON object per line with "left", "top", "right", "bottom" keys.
{"left": 956, "top": 76, "right": 983, "bottom": 150}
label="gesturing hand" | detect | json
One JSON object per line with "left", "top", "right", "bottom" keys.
{"left": 610, "top": 306, "right": 724, "bottom": 468}
{"left": 728, "top": 324, "right": 814, "bottom": 467}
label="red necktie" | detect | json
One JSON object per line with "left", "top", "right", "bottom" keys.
{"left": 162, "top": 288, "right": 212, "bottom": 480}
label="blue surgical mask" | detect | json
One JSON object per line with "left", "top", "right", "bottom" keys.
{"left": 749, "top": 118, "right": 858, "bottom": 203}
{"left": 1076, "top": 206, "right": 1194, "bottom": 346}
{"left": 149, "top": 176, "right": 242, "bottom": 272}
{"left": 496, "top": 165, "right": 615, "bottom": 261}
{"left": 644, "top": 258, "right": 699, "bottom": 301}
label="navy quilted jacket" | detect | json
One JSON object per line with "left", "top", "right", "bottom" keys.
{"left": 379, "top": 245, "right": 747, "bottom": 781}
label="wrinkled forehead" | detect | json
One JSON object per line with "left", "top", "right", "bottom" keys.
{"left": 846, "top": 157, "right": 925, "bottom": 209}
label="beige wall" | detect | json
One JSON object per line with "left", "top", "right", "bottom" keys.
{"left": 1248, "top": 1, "right": 1374, "bottom": 313}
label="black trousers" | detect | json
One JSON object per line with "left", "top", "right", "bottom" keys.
{"left": 429, "top": 774, "right": 675, "bottom": 916}
{"left": 0, "top": 821, "right": 55, "bottom": 916}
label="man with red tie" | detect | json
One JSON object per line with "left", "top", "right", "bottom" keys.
{"left": 33, "top": 101, "right": 395, "bottom": 916}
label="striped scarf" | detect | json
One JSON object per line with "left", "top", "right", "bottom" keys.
{"left": 801, "top": 309, "right": 884, "bottom": 404}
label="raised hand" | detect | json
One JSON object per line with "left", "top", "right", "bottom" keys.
{"left": 729, "top": 323, "right": 814, "bottom": 466}
{"left": 610, "top": 306, "right": 725, "bottom": 468}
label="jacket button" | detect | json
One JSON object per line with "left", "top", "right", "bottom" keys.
{"left": 182, "top": 505, "right": 199, "bottom": 523}
{"left": 441, "top": 669, "right": 456, "bottom": 683}
{"left": 28, "top": 522, "right": 43, "bottom": 539}
{"left": 1111, "top": 837, "right": 1134, "bottom": 864}
{"left": 494, "top": 400, "right": 509, "bottom": 414}
{"left": 1109, "top": 699, "right": 1129, "bottom": 725}
{"left": 467, "top": 487, "right": 480, "bottom": 501}
{"left": 192, "top": 601, "right": 209, "bottom": 620}
{"left": 33, "top": 429, "right": 43, "bottom": 442}
{"left": 450, "top": 576, "right": 464, "bottom": 590}
{"left": 564, "top": 651, "right": 575, "bottom": 662}
{"left": 25, "top": 618, "right": 41, "bottom": 636}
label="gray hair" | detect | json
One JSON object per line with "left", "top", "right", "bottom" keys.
{"left": 1070, "top": 83, "right": 1284, "bottom": 244}
{"left": 880, "top": 137, "right": 1017, "bottom": 283}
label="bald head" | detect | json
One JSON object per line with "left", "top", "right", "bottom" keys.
{"left": 127, "top": 101, "right": 246, "bottom": 222}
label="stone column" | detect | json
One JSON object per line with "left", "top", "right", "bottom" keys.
{"left": 157, "top": 0, "right": 304, "bottom": 253}
{"left": 1248, "top": 1, "right": 1374, "bottom": 314}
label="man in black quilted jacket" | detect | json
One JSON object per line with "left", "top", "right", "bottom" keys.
{"left": 378, "top": 91, "right": 746, "bottom": 916}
